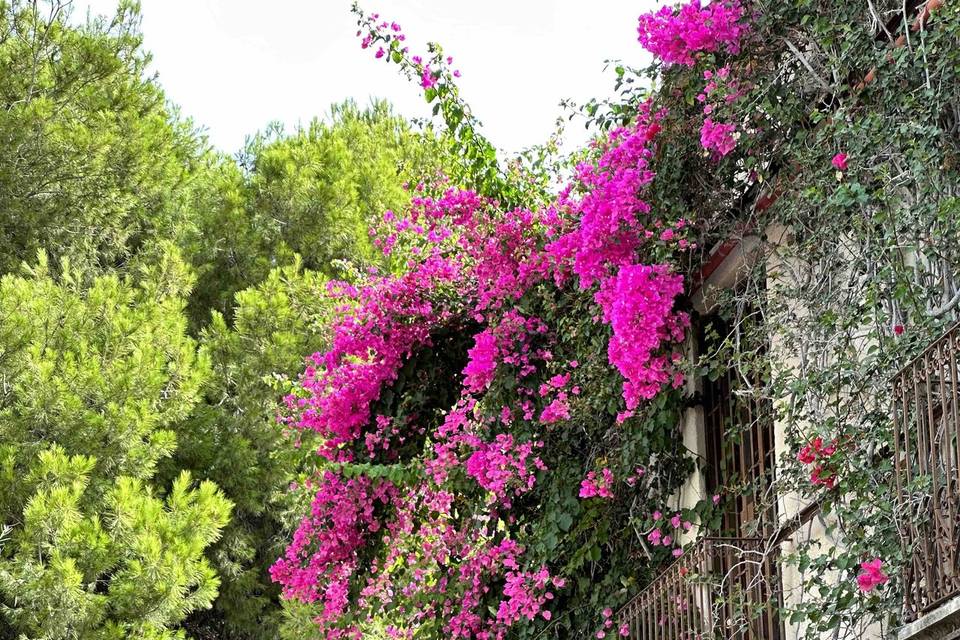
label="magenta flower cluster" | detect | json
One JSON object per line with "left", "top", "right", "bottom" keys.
{"left": 545, "top": 103, "right": 663, "bottom": 288}
{"left": 857, "top": 558, "right": 889, "bottom": 593}
{"left": 700, "top": 118, "right": 738, "bottom": 158}
{"left": 269, "top": 472, "right": 396, "bottom": 620}
{"left": 546, "top": 103, "right": 690, "bottom": 413}
{"left": 357, "top": 12, "right": 461, "bottom": 94}
{"left": 579, "top": 468, "right": 615, "bottom": 499}
{"left": 595, "top": 264, "right": 688, "bottom": 410}
{"left": 273, "top": 132, "right": 692, "bottom": 638}
{"left": 465, "top": 434, "right": 547, "bottom": 504}
{"left": 696, "top": 66, "right": 745, "bottom": 158}
{"left": 637, "top": 0, "right": 750, "bottom": 160}
{"left": 637, "top": 0, "right": 748, "bottom": 66}
{"left": 463, "top": 329, "right": 498, "bottom": 392}
{"left": 269, "top": 0, "right": 763, "bottom": 633}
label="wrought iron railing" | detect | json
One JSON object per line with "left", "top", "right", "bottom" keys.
{"left": 893, "top": 321, "right": 960, "bottom": 620}
{"left": 615, "top": 537, "right": 783, "bottom": 639}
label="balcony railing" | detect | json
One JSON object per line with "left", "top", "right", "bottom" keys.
{"left": 615, "top": 537, "right": 783, "bottom": 639}
{"left": 893, "top": 321, "right": 960, "bottom": 620}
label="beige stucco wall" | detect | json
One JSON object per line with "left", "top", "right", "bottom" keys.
{"left": 765, "top": 224, "right": 885, "bottom": 640}
{"left": 676, "top": 334, "right": 708, "bottom": 545}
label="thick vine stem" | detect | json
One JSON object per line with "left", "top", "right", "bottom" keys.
{"left": 783, "top": 36, "right": 833, "bottom": 94}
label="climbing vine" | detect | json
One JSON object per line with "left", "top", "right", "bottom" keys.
{"left": 276, "top": 1, "right": 960, "bottom": 638}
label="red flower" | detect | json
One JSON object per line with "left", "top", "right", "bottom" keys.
{"left": 798, "top": 437, "right": 839, "bottom": 488}
{"left": 831, "top": 153, "right": 848, "bottom": 171}
{"left": 810, "top": 465, "right": 836, "bottom": 489}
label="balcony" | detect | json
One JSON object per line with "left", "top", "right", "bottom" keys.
{"left": 893, "top": 322, "right": 960, "bottom": 638}
{"left": 615, "top": 537, "right": 783, "bottom": 640}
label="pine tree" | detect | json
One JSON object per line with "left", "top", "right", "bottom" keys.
{"left": 0, "top": 1, "right": 202, "bottom": 276}
{"left": 0, "top": 251, "right": 231, "bottom": 639}
{"left": 183, "top": 100, "right": 446, "bottom": 327}
{"left": 170, "top": 260, "right": 330, "bottom": 638}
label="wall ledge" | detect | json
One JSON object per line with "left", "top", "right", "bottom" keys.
{"left": 899, "top": 597, "right": 960, "bottom": 640}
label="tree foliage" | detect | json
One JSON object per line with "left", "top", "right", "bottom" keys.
{"left": 0, "top": 252, "right": 231, "bottom": 639}
{"left": 169, "top": 261, "right": 330, "bottom": 638}
{"left": 184, "top": 100, "right": 448, "bottom": 326}
{"left": 0, "top": 0, "right": 201, "bottom": 275}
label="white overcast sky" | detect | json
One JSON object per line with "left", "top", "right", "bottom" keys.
{"left": 74, "top": 0, "right": 658, "bottom": 155}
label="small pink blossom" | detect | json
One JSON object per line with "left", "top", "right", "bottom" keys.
{"left": 540, "top": 397, "right": 571, "bottom": 424}
{"left": 857, "top": 558, "right": 889, "bottom": 593}
{"left": 700, "top": 118, "right": 737, "bottom": 157}
{"left": 832, "top": 153, "right": 848, "bottom": 171}
{"left": 580, "top": 469, "right": 615, "bottom": 499}
{"left": 463, "top": 330, "right": 498, "bottom": 392}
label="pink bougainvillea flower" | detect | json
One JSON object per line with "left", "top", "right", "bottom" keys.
{"left": 540, "top": 396, "right": 571, "bottom": 424}
{"left": 857, "top": 558, "right": 889, "bottom": 592}
{"left": 700, "top": 118, "right": 738, "bottom": 158}
{"left": 278, "top": 26, "right": 713, "bottom": 633}
{"left": 580, "top": 469, "right": 614, "bottom": 499}
{"left": 619, "top": 623, "right": 630, "bottom": 637}
{"left": 637, "top": 0, "right": 748, "bottom": 66}
{"left": 595, "top": 264, "right": 688, "bottom": 409}
{"left": 420, "top": 64, "right": 437, "bottom": 89}
{"left": 810, "top": 464, "right": 836, "bottom": 489}
{"left": 831, "top": 153, "right": 848, "bottom": 171}
{"left": 462, "top": 329, "right": 498, "bottom": 392}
